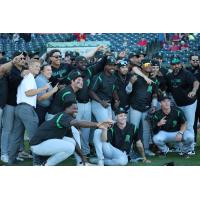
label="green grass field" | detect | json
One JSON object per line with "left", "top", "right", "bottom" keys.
{"left": 1, "top": 136, "right": 200, "bottom": 166}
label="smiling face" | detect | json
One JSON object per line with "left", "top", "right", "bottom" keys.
{"left": 50, "top": 51, "right": 61, "bottom": 66}
{"left": 28, "top": 60, "right": 41, "bottom": 76}
{"left": 160, "top": 98, "right": 171, "bottom": 110}
{"left": 116, "top": 113, "right": 127, "bottom": 124}
{"left": 41, "top": 65, "right": 52, "bottom": 79}
{"left": 104, "top": 64, "right": 115, "bottom": 74}
{"left": 72, "top": 76, "right": 83, "bottom": 90}
{"left": 119, "top": 66, "right": 128, "bottom": 75}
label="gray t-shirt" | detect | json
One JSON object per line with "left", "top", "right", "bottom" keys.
{"left": 36, "top": 74, "right": 53, "bottom": 107}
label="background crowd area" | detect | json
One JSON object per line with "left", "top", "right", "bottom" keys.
{"left": 0, "top": 33, "right": 200, "bottom": 166}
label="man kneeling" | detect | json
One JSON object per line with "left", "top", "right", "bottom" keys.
{"left": 92, "top": 107, "right": 150, "bottom": 166}
{"left": 30, "top": 101, "right": 112, "bottom": 166}
{"left": 152, "top": 95, "right": 194, "bottom": 155}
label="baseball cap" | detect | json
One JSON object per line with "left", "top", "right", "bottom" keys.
{"left": 106, "top": 56, "right": 116, "bottom": 65}
{"left": 170, "top": 56, "right": 181, "bottom": 65}
{"left": 159, "top": 95, "right": 171, "bottom": 102}
{"left": 29, "top": 51, "right": 40, "bottom": 59}
{"left": 117, "top": 59, "right": 128, "bottom": 68}
{"left": 12, "top": 51, "right": 27, "bottom": 59}
{"left": 115, "top": 107, "right": 128, "bottom": 115}
{"left": 94, "top": 51, "right": 104, "bottom": 59}
{"left": 65, "top": 51, "right": 73, "bottom": 57}
{"left": 151, "top": 60, "right": 160, "bottom": 67}
{"left": 128, "top": 51, "right": 139, "bottom": 60}
{"left": 67, "top": 69, "right": 83, "bottom": 81}
{"left": 141, "top": 59, "right": 152, "bottom": 67}
{"left": 153, "top": 52, "right": 163, "bottom": 59}
{"left": 137, "top": 49, "right": 146, "bottom": 56}
{"left": 75, "top": 56, "right": 87, "bottom": 63}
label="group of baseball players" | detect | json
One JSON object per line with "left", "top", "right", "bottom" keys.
{"left": 0, "top": 45, "right": 200, "bottom": 166}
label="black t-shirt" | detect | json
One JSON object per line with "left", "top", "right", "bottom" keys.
{"left": 90, "top": 72, "right": 117, "bottom": 102}
{"left": 7, "top": 66, "right": 23, "bottom": 106}
{"left": 49, "top": 85, "right": 76, "bottom": 114}
{"left": 0, "top": 76, "right": 8, "bottom": 108}
{"left": 151, "top": 106, "right": 186, "bottom": 134}
{"left": 129, "top": 75, "right": 157, "bottom": 112}
{"left": 107, "top": 122, "right": 139, "bottom": 154}
{"left": 30, "top": 112, "right": 74, "bottom": 145}
{"left": 166, "top": 68, "right": 197, "bottom": 106}
{"left": 194, "top": 69, "right": 200, "bottom": 101}
{"left": 115, "top": 72, "right": 132, "bottom": 110}
{"left": 50, "top": 63, "right": 71, "bottom": 87}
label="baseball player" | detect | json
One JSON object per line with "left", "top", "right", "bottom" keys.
{"left": 89, "top": 56, "right": 120, "bottom": 122}
{"left": 126, "top": 59, "right": 158, "bottom": 156}
{"left": 30, "top": 101, "right": 112, "bottom": 166}
{"left": 73, "top": 51, "right": 108, "bottom": 156}
{"left": 46, "top": 70, "right": 83, "bottom": 120}
{"left": 152, "top": 95, "right": 194, "bottom": 155}
{"left": 92, "top": 107, "right": 150, "bottom": 165}
{"left": 166, "top": 55, "right": 199, "bottom": 154}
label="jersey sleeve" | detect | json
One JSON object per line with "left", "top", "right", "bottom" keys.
{"left": 89, "top": 74, "right": 102, "bottom": 92}
{"left": 57, "top": 114, "right": 74, "bottom": 129}
{"left": 185, "top": 70, "right": 197, "bottom": 85}
{"left": 87, "top": 56, "right": 107, "bottom": 78}
{"left": 176, "top": 108, "right": 186, "bottom": 124}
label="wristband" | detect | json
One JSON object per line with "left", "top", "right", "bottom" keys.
{"left": 178, "top": 131, "right": 184, "bottom": 135}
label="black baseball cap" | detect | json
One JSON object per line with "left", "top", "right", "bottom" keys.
{"left": 12, "top": 51, "right": 27, "bottom": 59}
{"left": 117, "top": 59, "right": 128, "bottom": 68}
{"left": 67, "top": 69, "right": 83, "bottom": 81}
{"left": 75, "top": 56, "right": 87, "bottom": 63}
{"left": 106, "top": 56, "right": 116, "bottom": 65}
{"left": 29, "top": 51, "right": 40, "bottom": 59}
{"left": 159, "top": 95, "right": 171, "bottom": 102}
{"left": 151, "top": 60, "right": 160, "bottom": 67}
{"left": 170, "top": 56, "right": 181, "bottom": 65}
{"left": 115, "top": 107, "right": 128, "bottom": 115}
{"left": 128, "top": 52, "right": 139, "bottom": 60}
{"left": 141, "top": 59, "right": 152, "bottom": 66}
{"left": 153, "top": 52, "right": 163, "bottom": 59}
{"left": 65, "top": 51, "right": 73, "bottom": 57}
{"left": 137, "top": 49, "right": 146, "bottom": 56}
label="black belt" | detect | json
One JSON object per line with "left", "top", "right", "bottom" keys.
{"left": 78, "top": 100, "right": 90, "bottom": 104}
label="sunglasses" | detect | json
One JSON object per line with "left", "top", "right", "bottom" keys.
{"left": 192, "top": 60, "right": 199, "bottom": 62}
{"left": 33, "top": 57, "right": 40, "bottom": 60}
{"left": 20, "top": 57, "right": 26, "bottom": 60}
{"left": 52, "top": 55, "right": 62, "bottom": 59}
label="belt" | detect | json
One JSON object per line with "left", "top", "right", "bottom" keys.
{"left": 18, "top": 103, "right": 34, "bottom": 108}
{"left": 78, "top": 100, "right": 90, "bottom": 104}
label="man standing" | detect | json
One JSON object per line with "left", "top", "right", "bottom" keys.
{"left": 30, "top": 101, "right": 112, "bottom": 166}
{"left": 166, "top": 56, "right": 199, "bottom": 154}
{"left": 92, "top": 107, "right": 150, "bottom": 166}
{"left": 74, "top": 52, "right": 107, "bottom": 156}
{"left": 152, "top": 96, "right": 193, "bottom": 155}
{"left": 8, "top": 60, "right": 50, "bottom": 165}
{"left": 115, "top": 59, "right": 132, "bottom": 112}
{"left": 1, "top": 52, "right": 29, "bottom": 163}
{"left": 186, "top": 54, "right": 200, "bottom": 143}
{"left": 126, "top": 59, "right": 158, "bottom": 156}
{"left": 89, "top": 56, "right": 120, "bottom": 122}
